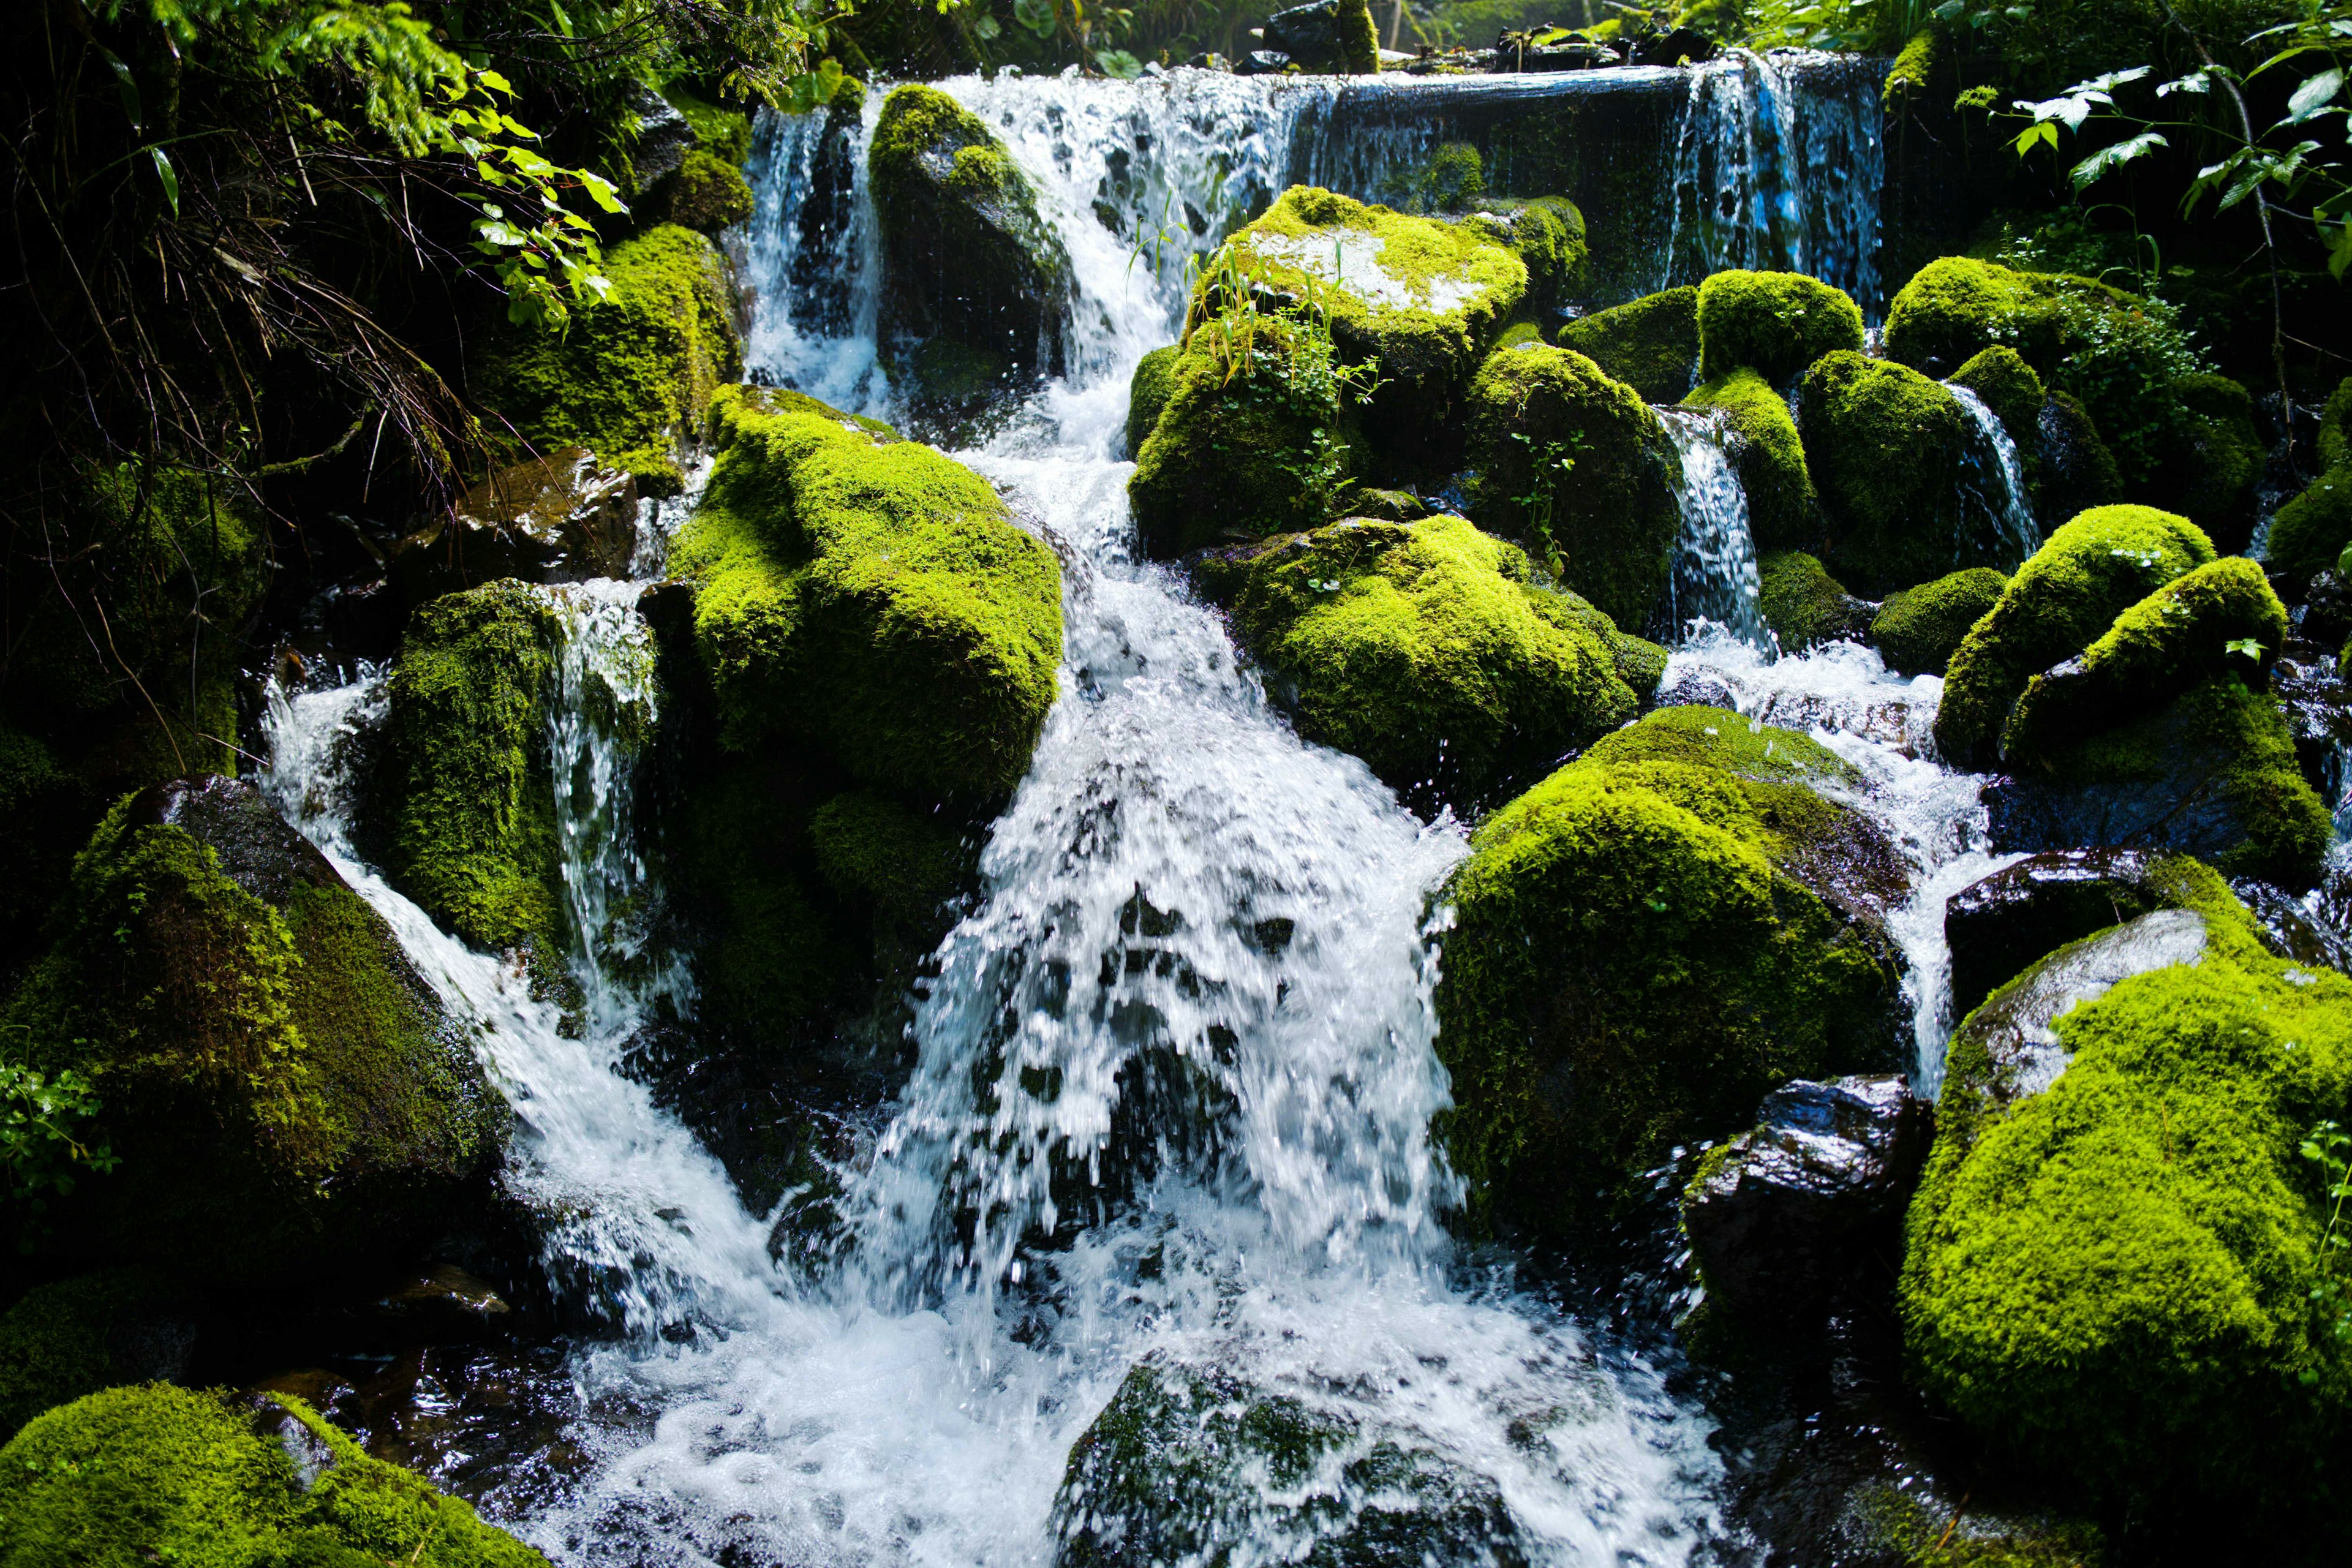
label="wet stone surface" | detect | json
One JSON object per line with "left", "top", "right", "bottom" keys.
{"left": 1943, "top": 848, "right": 2173, "bottom": 1019}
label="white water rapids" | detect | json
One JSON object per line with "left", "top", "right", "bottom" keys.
{"left": 252, "top": 63, "right": 2007, "bottom": 1566}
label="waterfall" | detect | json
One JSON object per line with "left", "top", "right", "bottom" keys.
{"left": 1660, "top": 409, "right": 1768, "bottom": 648}
{"left": 1944, "top": 382, "right": 2042, "bottom": 571}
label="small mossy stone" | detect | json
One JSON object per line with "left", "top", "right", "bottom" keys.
{"left": 1464, "top": 196, "right": 1587, "bottom": 312}
{"left": 655, "top": 148, "right": 755, "bottom": 230}
{"left": 1871, "top": 567, "right": 2007, "bottom": 677}
{"left": 673, "top": 384, "right": 1063, "bottom": 800}
{"left": 1491, "top": 320, "right": 1544, "bottom": 351}
{"left": 1695, "top": 269, "right": 1864, "bottom": 384}
{"left": 1233, "top": 186, "right": 1528, "bottom": 463}
{"left": 1683, "top": 368, "right": 1817, "bottom": 552}
{"left": 2266, "top": 465, "right": 2352, "bottom": 586}
{"left": 1433, "top": 705, "right": 1904, "bottom": 1234}
{"left": 808, "top": 791, "right": 971, "bottom": 925}
{"left": 1950, "top": 345, "right": 2044, "bottom": 455}
{"left": 0, "top": 1272, "right": 183, "bottom": 1440}
{"left": 1194, "top": 513, "right": 1655, "bottom": 809}
{"left": 1934, "top": 505, "right": 2214, "bottom": 769}
{"left": 472, "top": 225, "right": 739, "bottom": 497}
{"left": 1799, "top": 350, "right": 2026, "bottom": 597}
{"left": 1125, "top": 345, "right": 1181, "bottom": 460}
{"left": 2320, "top": 375, "right": 2352, "bottom": 470}
{"left": 1903, "top": 875, "right": 2352, "bottom": 1512}
{"left": 1463, "top": 344, "right": 1679, "bottom": 628}
{"left": 0, "top": 1384, "right": 546, "bottom": 1565}
{"left": 1557, "top": 287, "right": 1699, "bottom": 403}
{"left": 1758, "top": 550, "right": 1873, "bottom": 654}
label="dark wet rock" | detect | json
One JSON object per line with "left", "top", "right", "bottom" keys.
{"left": 0, "top": 1272, "right": 195, "bottom": 1440}
{"left": 2229, "top": 874, "right": 2352, "bottom": 974}
{"left": 1630, "top": 24, "right": 1717, "bottom": 65}
{"left": 626, "top": 81, "right": 693, "bottom": 192}
{"left": 1054, "top": 1358, "right": 1526, "bottom": 1568}
{"left": 2273, "top": 641, "right": 2352, "bottom": 803}
{"left": 1944, "top": 849, "right": 2180, "bottom": 1018}
{"left": 377, "top": 1264, "right": 515, "bottom": 1340}
{"left": 2294, "top": 565, "right": 2352, "bottom": 646}
{"left": 1683, "top": 1076, "right": 1930, "bottom": 1325}
{"left": 391, "top": 450, "right": 637, "bottom": 606}
{"left": 1259, "top": 0, "right": 1378, "bottom": 72}
{"left": 1237, "top": 48, "right": 1294, "bottom": 74}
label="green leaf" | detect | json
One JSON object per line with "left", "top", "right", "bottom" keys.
{"left": 2290, "top": 67, "right": 2343, "bottom": 122}
{"left": 98, "top": 45, "right": 142, "bottom": 132}
{"left": 149, "top": 146, "right": 179, "bottom": 216}
{"left": 2071, "top": 130, "right": 2166, "bottom": 189}
{"left": 2225, "top": 636, "right": 2265, "bottom": 660}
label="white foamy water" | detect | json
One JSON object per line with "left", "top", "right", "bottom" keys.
{"left": 1660, "top": 409, "right": 1768, "bottom": 649}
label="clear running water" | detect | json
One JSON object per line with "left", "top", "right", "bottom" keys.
{"left": 1659, "top": 409, "right": 1767, "bottom": 649}
{"left": 247, "top": 62, "right": 2002, "bottom": 1565}
{"left": 1943, "top": 382, "right": 2042, "bottom": 571}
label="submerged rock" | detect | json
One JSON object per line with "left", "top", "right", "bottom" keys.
{"left": 870, "top": 85, "right": 1074, "bottom": 425}
{"left": 1054, "top": 1359, "right": 1524, "bottom": 1568}
{"left": 472, "top": 224, "right": 740, "bottom": 497}
{"left": 1695, "top": 269, "right": 1864, "bottom": 385}
{"left": 0, "top": 1384, "right": 545, "bottom": 1564}
{"left": 1683, "top": 1075, "right": 1930, "bottom": 1325}
{"left": 1194, "top": 513, "right": 1662, "bottom": 809}
{"left": 2, "top": 778, "right": 503, "bottom": 1281}
{"left": 1943, "top": 849, "right": 2190, "bottom": 1017}
{"left": 1556, "top": 285, "right": 1698, "bottom": 403}
{"left": 392, "top": 448, "right": 639, "bottom": 603}
{"left": 1434, "top": 706, "right": 1906, "bottom": 1234}
{"left": 1463, "top": 344, "right": 1679, "bottom": 628}
{"left": 1903, "top": 871, "right": 2352, "bottom": 1511}
{"left": 1868, "top": 565, "right": 2005, "bottom": 677}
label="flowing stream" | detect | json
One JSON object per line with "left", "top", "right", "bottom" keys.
{"left": 254, "top": 62, "right": 2012, "bottom": 1565}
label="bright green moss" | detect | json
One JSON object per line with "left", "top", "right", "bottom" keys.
{"left": 1882, "top": 28, "right": 1943, "bottom": 108}
{"left": 1463, "top": 344, "right": 1679, "bottom": 628}
{"left": 1129, "top": 333, "right": 1361, "bottom": 559}
{"left": 0, "top": 1273, "right": 175, "bottom": 1441}
{"left": 1464, "top": 197, "right": 1587, "bottom": 312}
{"left": 1683, "top": 368, "right": 1817, "bottom": 552}
{"left": 1336, "top": 0, "right": 1380, "bottom": 71}
{"left": 1798, "top": 350, "right": 1995, "bottom": 595}
{"left": 0, "top": 1384, "right": 545, "bottom": 1566}
{"left": 1903, "top": 879, "right": 2352, "bottom": 1509}
{"left": 1871, "top": 567, "right": 2007, "bottom": 677}
{"left": 1557, "top": 287, "right": 1699, "bottom": 403}
{"left": 672, "top": 385, "right": 1063, "bottom": 800}
{"left": 1882, "top": 255, "right": 2205, "bottom": 488}
{"left": 1125, "top": 345, "right": 1180, "bottom": 461}
{"left": 2266, "top": 465, "right": 2352, "bottom": 584}
{"left": 1433, "top": 706, "right": 1902, "bottom": 1234}
{"left": 2002, "top": 556, "right": 2287, "bottom": 763}
{"left": 472, "top": 224, "right": 739, "bottom": 496}
{"left": 658, "top": 148, "right": 755, "bottom": 230}
{"left": 1235, "top": 186, "right": 1528, "bottom": 450}
{"left": 1758, "top": 551, "right": 1871, "bottom": 654}
{"left": 1949, "top": 345, "right": 2044, "bottom": 455}
{"left": 661, "top": 84, "right": 753, "bottom": 165}
{"left": 385, "top": 583, "right": 565, "bottom": 959}
{"left": 1695, "top": 269, "right": 1864, "bottom": 384}
{"left": 1195, "top": 513, "right": 1657, "bottom": 809}
{"left": 1934, "top": 505, "right": 2214, "bottom": 768}
{"left": 2320, "top": 375, "right": 2352, "bottom": 470}
{"left": 1491, "top": 322, "right": 1544, "bottom": 350}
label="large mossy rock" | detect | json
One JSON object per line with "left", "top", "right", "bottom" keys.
{"left": 1463, "top": 344, "right": 1679, "bottom": 628}
{"left": 1433, "top": 706, "right": 1905, "bottom": 1234}
{"left": 1231, "top": 186, "right": 1527, "bottom": 464}
{"left": 1935, "top": 505, "right": 2215, "bottom": 769}
{"left": 1870, "top": 566, "right": 2007, "bottom": 678}
{"left": 1683, "top": 367, "right": 1816, "bottom": 552}
{"left": 1797, "top": 350, "right": 2019, "bottom": 597}
{"left": 1694, "top": 268, "right": 1864, "bottom": 384}
{"left": 1948, "top": 345, "right": 2044, "bottom": 456}
{"left": 1054, "top": 1359, "right": 1520, "bottom": 1568}
{"left": 0, "top": 1272, "right": 187, "bottom": 1442}
{"left": 870, "top": 85, "right": 1072, "bottom": 420}
{"left": 0, "top": 1384, "right": 545, "bottom": 1564}
{"left": 1193, "top": 513, "right": 1663, "bottom": 809}
{"left": 1123, "top": 344, "right": 1180, "bottom": 460}
{"left": 1557, "top": 285, "right": 1698, "bottom": 403}
{"left": 472, "top": 224, "right": 739, "bottom": 497}
{"left": 383, "top": 582, "right": 568, "bottom": 966}
{"left": 1, "top": 779, "right": 503, "bottom": 1281}
{"left": 1127, "top": 330, "right": 1360, "bottom": 559}
{"left": 1757, "top": 551, "right": 1873, "bottom": 654}
{"left": 672, "top": 385, "right": 1062, "bottom": 799}
{"left": 2153, "top": 372, "right": 2264, "bottom": 555}
{"left": 2267, "top": 465, "right": 2352, "bottom": 587}
{"left": 1903, "top": 865, "right": 2352, "bottom": 1513}
{"left": 1462, "top": 196, "right": 1588, "bottom": 314}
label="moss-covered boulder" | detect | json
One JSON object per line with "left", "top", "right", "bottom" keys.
{"left": 1948, "top": 345, "right": 2044, "bottom": 457}
{"left": 2, "top": 778, "right": 503, "bottom": 1281}
{"left": 1193, "top": 513, "right": 1662, "bottom": 809}
{"left": 2321, "top": 375, "right": 2352, "bottom": 470}
{"left": 2154, "top": 372, "right": 2264, "bottom": 556}
{"left": 1798, "top": 350, "right": 2030, "bottom": 597}
{"left": 1758, "top": 551, "right": 1874, "bottom": 654}
{"left": 1556, "top": 286, "right": 1699, "bottom": 403}
{"left": 1463, "top": 196, "right": 1587, "bottom": 313}
{"left": 870, "top": 85, "right": 1072, "bottom": 423}
{"left": 0, "top": 1384, "right": 545, "bottom": 1564}
{"left": 651, "top": 148, "right": 755, "bottom": 231}
{"left": 1055, "top": 1359, "right": 1517, "bottom": 1567}
{"left": 1231, "top": 186, "right": 1527, "bottom": 464}
{"left": 1695, "top": 269, "right": 1865, "bottom": 384}
{"left": 1124, "top": 345, "right": 1180, "bottom": 460}
{"left": 383, "top": 582, "right": 567, "bottom": 967}
{"left": 1683, "top": 368, "right": 1817, "bottom": 552}
{"left": 1903, "top": 867, "right": 2352, "bottom": 1511}
{"left": 472, "top": 224, "right": 739, "bottom": 497}
{"left": 0, "top": 1273, "right": 186, "bottom": 1441}
{"left": 673, "top": 384, "right": 1063, "bottom": 799}
{"left": 2267, "top": 466, "right": 2352, "bottom": 587}
{"left": 1433, "top": 706, "right": 1905, "bottom": 1234}
{"left": 1463, "top": 344, "right": 1679, "bottom": 628}
{"left": 1934, "top": 505, "right": 2215, "bottom": 768}
{"left": 1871, "top": 567, "right": 2007, "bottom": 678}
